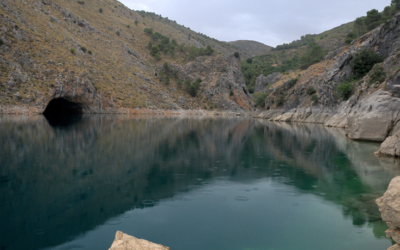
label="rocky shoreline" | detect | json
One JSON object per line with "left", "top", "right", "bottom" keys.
{"left": 377, "top": 176, "right": 400, "bottom": 250}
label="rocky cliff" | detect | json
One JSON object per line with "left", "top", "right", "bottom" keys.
{"left": 0, "top": 0, "right": 253, "bottom": 114}
{"left": 255, "top": 13, "right": 400, "bottom": 157}
{"left": 377, "top": 176, "right": 400, "bottom": 250}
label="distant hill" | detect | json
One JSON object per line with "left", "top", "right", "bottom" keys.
{"left": 229, "top": 40, "right": 272, "bottom": 58}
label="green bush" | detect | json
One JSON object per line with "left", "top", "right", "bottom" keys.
{"left": 116, "top": 31, "right": 120, "bottom": 36}
{"left": 337, "top": 81, "right": 354, "bottom": 100}
{"left": 370, "top": 64, "right": 386, "bottom": 84}
{"left": 253, "top": 92, "right": 267, "bottom": 107}
{"left": 150, "top": 46, "right": 159, "bottom": 56}
{"left": 345, "top": 32, "right": 357, "bottom": 44}
{"left": 80, "top": 46, "right": 86, "bottom": 53}
{"left": 234, "top": 52, "right": 240, "bottom": 58}
{"left": 144, "top": 28, "right": 153, "bottom": 35}
{"left": 351, "top": 50, "right": 383, "bottom": 78}
{"left": 246, "top": 58, "right": 253, "bottom": 64}
{"left": 164, "top": 76, "right": 170, "bottom": 85}
{"left": 306, "top": 86, "right": 316, "bottom": 95}
{"left": 99, "top": 8, "right": 103, "bottom": 13}
{"left": 311, "top": 94, "right": 318, "bottom": 102}
{"left": 77, "top": 0, "right": 85, "bottom": 4}
{"left": 88, "top": 50, "right": 92, "bottom": 55}
{"left": 163, "top": 62, "right": 170, "bottom": 72}
{"left": 135, "top": 20, "right": 139, "bottom": 26}
{"left": 70, "top": 48, "right": 75, "bottom": 54}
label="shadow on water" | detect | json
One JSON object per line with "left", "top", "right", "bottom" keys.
{"left": 44, "top": 114, "right": 83, "bottom": 127}
{"left": 0, "top": 115, "right": 399, "bottom": 249}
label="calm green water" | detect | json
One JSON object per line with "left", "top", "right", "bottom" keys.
{"left": 0, "top": 115, "right": 399, "bottom": 250}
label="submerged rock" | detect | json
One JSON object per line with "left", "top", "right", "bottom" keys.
{"left": 376, "top": 176, "right": 400, "bottom": 249}
{"left": 109, "top": 231, "right": 170, "bottom": 250}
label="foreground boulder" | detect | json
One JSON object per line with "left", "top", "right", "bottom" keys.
{"left": 109, "top": 231, "right": 170, "bottom": 250}
{"left": 376, "top": 176, "right": 400, "bottom": 250}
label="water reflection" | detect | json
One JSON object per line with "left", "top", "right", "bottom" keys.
{"left": 0, "top": 115, "right": 399, "bottom": 250}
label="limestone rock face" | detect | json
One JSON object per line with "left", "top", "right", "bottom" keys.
{"left": 345, "top": 90, "right": 400, "bottom": 142}
{"left": 254, "top": 73, "right": 281, "bottom": 93}
{"left": 376, "top": 176, "right": 400, "bottom": 249}
{"left": 109, "top": 231, "right": 170, "bottom": 250}
{"left": 178, "top": 54, "right": 254, "bottom": 112}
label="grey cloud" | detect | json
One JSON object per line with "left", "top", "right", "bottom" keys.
{"left": 122, "top": 0, "right": 389, "bottom": 47}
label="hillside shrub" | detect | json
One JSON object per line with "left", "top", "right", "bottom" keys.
{"left": 116, "top": 31, "right": 120, "bottom": 36}
{"left": 70, "top": 48, "right": 75, "bottom": 54}
{"left": 88, "top": 50, "right": 92, "bottom": 55}
{"left": 345, "top": 32, "right": 357, "bottom": 45}
{"left": 80, "top": 46, "right": 86, "bottom": 53}
{"left": 253, "top": 92, "right": 267, "bottom": 107}
{"left": 0, "top": 38, "right": 3, "bottom": 46}
{"left": 99, "top": 8, "right": 103, "bottom": 13}
{"left": 351, "top": 50, "right": 383, "bottom": 78}
{"left": 234, "top": 52, "right": 240, "bottom": 58}
{"left": 163, "top": 62, "right": 170, "bottom": 73}
{"left": 311, "top": 94, "right": 318, "bottom": 102}
{"left": 307, "top": 86, "right": 316, "bottom": 95}
{"left": 337, "top": 81, "right": 354, "bottom": 100}
{"left": 77, "top": 1, "right": 85, "bottom": 5}
{"left": 144, "top": 28, "right": 153, "bottom": 35}
{"left": 246, "top": 58, "right": 253, "bottom": 64}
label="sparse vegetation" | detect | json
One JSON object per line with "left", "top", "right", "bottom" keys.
{"left": 80, "top": 46, "right": 86, "bottom": 53}
{"left": 70, "top": 48, "right": 75, "bottom": 54}
{"left": 116, "top": 31, "right": 120, "bottom": 36}
{"left": 77, "top": 1, "right": 85, "bottom": 5}
{"left": 0, "top": 38, "right": 3, "bottom": 46}
{"left": 234, "top": 52, "right": 240, "bottom": 58}
{"left": 369, "top": 64, "right": 386, "bottom": 84}
{"left": 99, "top": 8, "right": 103, "bottom": 13}
{"left": 299, "top": 41, "right": 326, "bottom": 70}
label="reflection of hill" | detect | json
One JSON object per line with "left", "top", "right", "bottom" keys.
{"left": 0, "top": 115, "right": 254, "bottom": 250}
{"left": 250, "top": 120, "right": 400, "bottom": 232}
{"left": 0, "top": 116, "right": 399, "bottom": 249}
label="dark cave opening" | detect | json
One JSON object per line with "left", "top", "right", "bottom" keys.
{"left": 43, "top": 98, "right": 83, "bottom": 116}
{"left": 43, "top": 98, "right": 84, "bottom": 127}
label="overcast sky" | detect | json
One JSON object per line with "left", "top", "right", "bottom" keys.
{"left": 120, "top": 0, "right": 389, "bottom": 47}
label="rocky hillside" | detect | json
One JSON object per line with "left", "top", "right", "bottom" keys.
{"left": 228, "top": 40, "right": 272, "bottom": 58}
{"left": 0, "top": 0, "right": 253, "bottom": 114}
{"left": 255, "top": 13, "right": 400, "bottom": 157}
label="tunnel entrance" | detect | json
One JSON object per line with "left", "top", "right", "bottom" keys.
{"left": 43, "top": 98, "right": 83, "bottom": 116}
{"left": 43, "top": 98, "right": 84, "bottom": 127}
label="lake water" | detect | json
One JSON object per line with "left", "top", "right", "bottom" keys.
{"left": 0, "top": 115, "right": 399, "bottom": 250}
